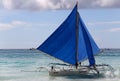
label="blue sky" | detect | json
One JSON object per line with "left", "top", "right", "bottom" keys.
{"left": 0, "top": 0, "right": 120, "bottom": 49}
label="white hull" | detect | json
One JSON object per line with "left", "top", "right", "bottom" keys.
{"left": 49, "top": 70, "right": 104, "bottom": 78}
{"left": 49, "top": 64, "right": 114, "bottom": 78}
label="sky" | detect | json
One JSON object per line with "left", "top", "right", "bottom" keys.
{"left": 0, "top": 0, "right": 120, "bottom": 49}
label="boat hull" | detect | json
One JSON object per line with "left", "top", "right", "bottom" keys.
{"left": 49, "top": 70, "right": 104, "bottom": 78}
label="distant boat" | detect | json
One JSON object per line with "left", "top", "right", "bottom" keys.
{"left": 29, "top": 48, "right": 36, "bottom": 50}
{"left": 37, "top": 3, "right": 114, "bottom": 77}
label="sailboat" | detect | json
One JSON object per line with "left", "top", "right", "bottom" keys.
{"left": 37, "top": 3, "right": 114, "bottom": 77}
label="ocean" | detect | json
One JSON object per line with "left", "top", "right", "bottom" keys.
{"left": 0, "top": 49, "right": 120, "bottom": 81}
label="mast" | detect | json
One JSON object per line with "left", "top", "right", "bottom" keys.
{"left": 75, "top": 2, "right": 79, "bottom": 69}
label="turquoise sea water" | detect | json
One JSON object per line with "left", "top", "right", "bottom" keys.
{"left": 0, "top": 49, "right": 120, "bottom": 81}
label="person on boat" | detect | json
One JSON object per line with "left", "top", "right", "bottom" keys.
{"left": 51, "top": 66, "right": 56, "bottom": 72}
{"left": 79, "top": 62, "right": 81, "bottom": 66}
{"left": 75, "top": 63, "right": 78, "bottom": 69}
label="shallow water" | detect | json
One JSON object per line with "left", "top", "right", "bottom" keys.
{"left": 0, "top": 49, "right": 120, "bottom": 81}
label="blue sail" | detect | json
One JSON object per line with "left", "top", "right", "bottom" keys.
{"left": 37, "top": 5, "right": 77, "bottom": 65}
{"left": 37, "top": 4, "right": 100, "bottom": 66}
{"left": 77, "top": 13, "right": 100, "bottom": 66}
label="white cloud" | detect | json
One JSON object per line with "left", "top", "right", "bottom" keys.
{"left": 1, "top": 0, "right": 120, "bottom": 11}
{"left": 0, "top": 21, "right": 27, "bottom": 31}
{"left": 0, "top": 20, "right": 55, "bottom": 31}
{"left": 0, "top": 23, "right": 12, "bottom": 31}
{"left": 2, "top": 0, "right": 13, "bottom": 9}
{"left": 87, "top": 21, "right": 120, "bottom": 26}
{"left": 12, "top": 21, "right": 27, "bottom": 26}
{"left": 87, "top": 21, "right": 120, "bottom": 33}
{"left": 108, "top": 28, "right": 120, "bottom": 32}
